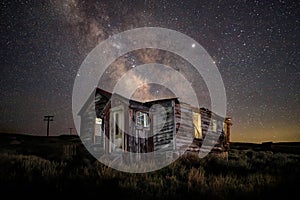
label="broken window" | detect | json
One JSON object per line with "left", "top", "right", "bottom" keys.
{"left": 193, "top": 112, "right": 202, "bottom": 139}
{"left": 136, "top": 111, "right": 149, "bottom": 127}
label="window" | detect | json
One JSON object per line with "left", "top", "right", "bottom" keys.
{"left": 115, "top": 113, "right": 120, "bottom": 135}
{"left": 193, "top": 112, "right": 202, "bottom": 139}
{"left": 109, "top": 108, "right": 124, "bottom": 151}
{"left": 210, "top": 119, "right": 217, "bottom": 132}
{"left": 136, "top": 111, "right": 149, "bottom": 127}
{"left": 114, "top": 112, "right": 122, "bottom": 148}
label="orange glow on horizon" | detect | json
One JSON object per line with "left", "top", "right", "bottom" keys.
{"left": 231, "top": 125, "right": 300, "bottom": 143}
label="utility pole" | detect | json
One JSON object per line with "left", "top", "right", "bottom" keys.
{"left": 44, "top": 115, "right": 54, "bottom": 136}
{"left": 69, "top": 127, "right": 73, "bottom": 135}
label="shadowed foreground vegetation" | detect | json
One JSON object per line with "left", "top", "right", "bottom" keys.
{"left": 0, "top": 134, "right": 299, "bottom": 199}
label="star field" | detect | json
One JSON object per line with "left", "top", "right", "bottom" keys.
{"left": 0, "top": 0, "right": 299, "bottom": 142}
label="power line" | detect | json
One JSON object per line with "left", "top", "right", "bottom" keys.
{"left": 69, "top": 127, "right": 73, "bottom": 135}
{"left": 44, "top": 115, "right": 54, "bottom": 136}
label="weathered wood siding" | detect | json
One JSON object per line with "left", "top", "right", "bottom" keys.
{"left": 151, "top": 100, "right": 175, "bottom": 151}
{"left": 78, "top": 89, "right": 232, "bottom": 159}
{"left": 80, "top": 104, "right": 97, "bottom": 146}
{"left": 174, "top": 102, "right": 194, "bottom": 154}
{"left": 187, "top": 107, "right": 229, "bottom": 153}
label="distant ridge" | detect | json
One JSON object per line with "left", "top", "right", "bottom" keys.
{"left": 230, "top": 141, "right": 300, "bottom": 154}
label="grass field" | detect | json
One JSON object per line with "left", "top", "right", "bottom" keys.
{"left": 0, "top": 133, "right": 299, "bottom": 199}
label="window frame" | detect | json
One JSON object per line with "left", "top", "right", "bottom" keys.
{"left": 193, "top": 112, "right": 202, "bottom": 139}
{"left": 136, "top": 111, "right": 150, "bottom": 128}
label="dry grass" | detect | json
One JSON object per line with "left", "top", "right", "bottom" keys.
{"left": 0, "top": 145, "right": 299, "bottom": 199}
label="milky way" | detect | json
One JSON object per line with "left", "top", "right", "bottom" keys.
{"left": 0, "top": 0, "right": 299, "bottom": 142}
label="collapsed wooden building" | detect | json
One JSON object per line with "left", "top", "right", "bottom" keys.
{"left": 78, "top": 88, "right": 232, "bottom": 160}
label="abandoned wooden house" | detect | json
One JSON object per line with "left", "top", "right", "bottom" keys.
{"left": 78, "top": 88, "right": 232, "bottom": 159}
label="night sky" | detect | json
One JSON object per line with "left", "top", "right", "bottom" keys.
{"left": 1, "top": 0, "right": 299, "bottom": 143}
